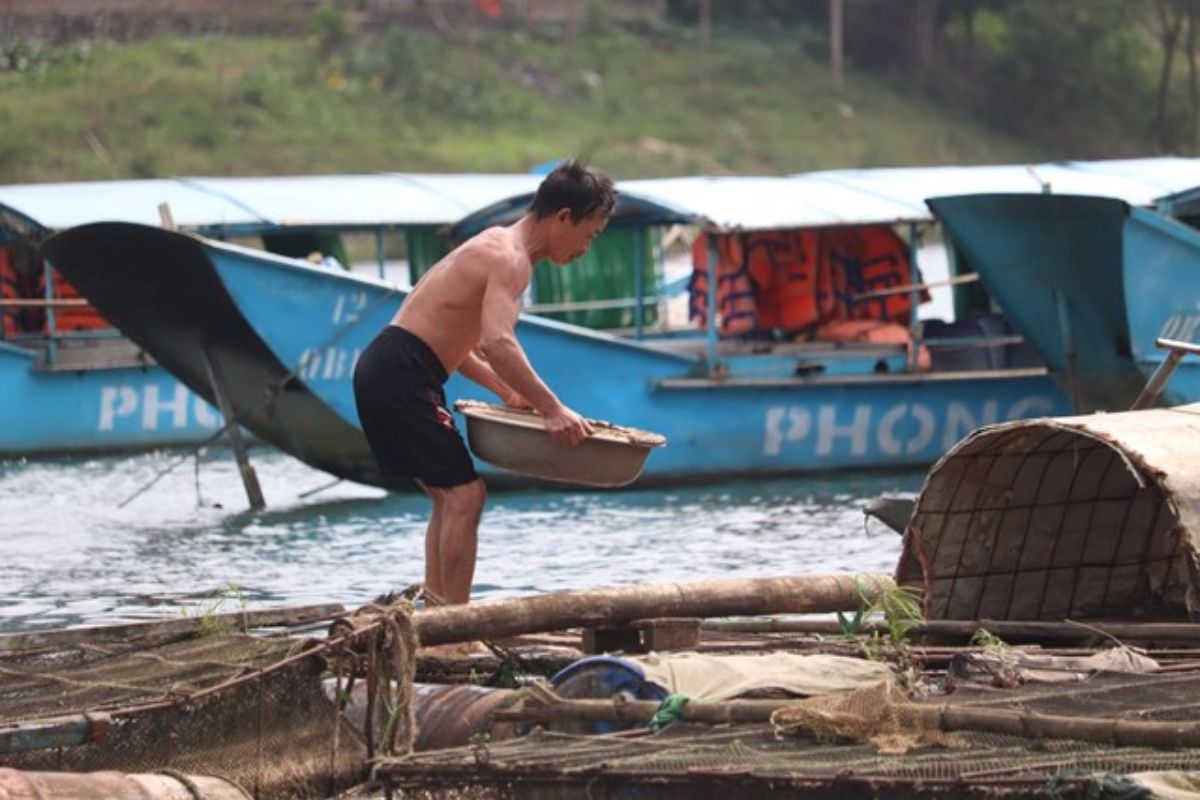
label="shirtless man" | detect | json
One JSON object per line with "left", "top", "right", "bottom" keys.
{"left": 353, "top": 160, "right": 614, "bottom": 605}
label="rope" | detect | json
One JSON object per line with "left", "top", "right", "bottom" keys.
{"left": 118, "top": 422, "right": 231, "bottom": 508}
{"left": 375, "top": 601, "right": 419, "bottom": 757}
{"left": 0, "top": 662, "right": 194, "bottom": 702}
{"left": 648, "top": 694, "right": 691, "bottom": 731}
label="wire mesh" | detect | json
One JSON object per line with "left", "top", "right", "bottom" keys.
{"left": 0, "top": 629, "right": 367, "bottom": 799}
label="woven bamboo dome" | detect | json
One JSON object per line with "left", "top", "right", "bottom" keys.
{"left": 896, "top": 404, "right": 1200, "bottom": 621}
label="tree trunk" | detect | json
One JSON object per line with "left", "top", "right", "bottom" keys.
{"left": 914, "top": 0, "right": 938, "bottom": 81}
{"left": 1188, "top": 3, "right": 1198, "bottom": 151}
{"left": 412, "top": 574, "right": 893, "bottom": 646}
{"left": 830, "top": 0, "right": 844, "bottom": 91}
{"left": 699, "top": 0, "right": 712, "bottom": 97}
{"left": 1155, "top": 0, "right": 1184, "bottom": 151}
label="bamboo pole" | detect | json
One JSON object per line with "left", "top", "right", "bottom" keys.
{"left": 410, "top": 574, "right": 893, "bottom": 647}
{"left": 495, "top": 698, "right": 789, "bottom": 726}
{"left": 498, "top": 696, "right": 1200, "bottom": 749}
{"left": 0, "top": 298, "right": 89, "bottom": 308}
{"left": 702, "top": 617, "right": 1200, "bottom": 643}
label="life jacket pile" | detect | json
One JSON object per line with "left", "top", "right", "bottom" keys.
{"left": 689, "top": 225, "right": 928, "bottom": 339}
{"left": 1, "top": 245, "right": 107, "bottom": 337}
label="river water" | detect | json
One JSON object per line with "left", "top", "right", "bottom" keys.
{"left": 0, "top": 447, "right": 922, "bottom": 633}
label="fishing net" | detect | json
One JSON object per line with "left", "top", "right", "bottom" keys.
{"left": 378, "top": 671, "right": 1200, "bottom": 799}
{"left": 0, "top": 614, "right": 384, "bottom": 799}
{"left": 770, "top": 680, "right": 957, "bottom": 754}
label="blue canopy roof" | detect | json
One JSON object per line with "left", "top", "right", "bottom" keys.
{"left": 0, "top": 173, "right": 543, "bottom": 235}
{"left": 453, "top": 157, "right": 1200, "bottom": 236}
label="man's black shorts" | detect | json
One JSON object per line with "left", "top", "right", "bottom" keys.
{"left": 353, "top": 325, "right": 478, "bottom": 488}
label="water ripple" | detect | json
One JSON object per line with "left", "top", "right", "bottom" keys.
{"left": 0, "top": 448, "right": 920, "bottom": 632}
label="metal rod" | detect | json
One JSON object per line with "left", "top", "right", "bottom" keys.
{"left": 1130, "top": 337, "right": 1199, "bottom": 409}
{"left": 375, "top": 229, "right": 386, "bottom": 279}
{"left": 203, "top": 349, "right": 265, "bottom": 510}
{"left": 1054, "top": 288, "right": 1082, "bottom": 413}
{"left": 705, "top": 234, "right": 719, "bottom": 374}
{"left": 41, "top": 257, "right": 57, "bottom": 365}
{"left": 907, "top": 222, "right": 923, "bottom": 372}
{"left": 853, "top": 272, "right": 980, "bottom": 302}
{"left": 633, "top": 227, "right": 646, "bottom": 339}
{"left": 523, "top": 296, "right": 663, "bottom": 314}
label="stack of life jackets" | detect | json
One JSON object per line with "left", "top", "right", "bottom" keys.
{"left": 688, "top": 225, "right": 927, "bottom": 339}
{"left": 1, "top": 245, "right": 107, "bottom": 337}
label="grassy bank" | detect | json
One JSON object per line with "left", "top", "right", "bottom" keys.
{"left": 0, "top": 23, "right": 1047, "bottom": 183}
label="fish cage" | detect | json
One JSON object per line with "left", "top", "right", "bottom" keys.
{"left": 896, "top": 404, "right": 1200, "bottom": 621}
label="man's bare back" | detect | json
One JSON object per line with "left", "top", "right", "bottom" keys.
{"left": 393, "top": 227, "right": 528, "bottom": 376}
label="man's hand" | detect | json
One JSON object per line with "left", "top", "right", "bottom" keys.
{"left": 542, "top": 404, "right": 594, "bottom": 446}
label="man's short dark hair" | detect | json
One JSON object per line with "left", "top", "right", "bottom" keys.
{"left": 529, "top": 159, "right": 615, "bottom": 222}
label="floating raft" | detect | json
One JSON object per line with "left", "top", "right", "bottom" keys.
{"left": 377, "top": 670, "right": 1200, "bottom": 800}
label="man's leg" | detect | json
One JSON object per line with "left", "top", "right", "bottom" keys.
{"left": 437, "top": 478, "right": 486, "bottom": 604}
{"left": 419, "top": 483, "right": 445, "bottom": 600}
{"left": 425, "top": 478, "right": 486, "bottom": 604}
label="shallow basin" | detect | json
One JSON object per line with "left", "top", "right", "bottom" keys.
{"left": 454, "top": 400, "right": 666, "bottom": 487}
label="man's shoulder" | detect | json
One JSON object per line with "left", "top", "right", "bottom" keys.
{"left": 464, "top": 228, "right": 528, "bottom": 268}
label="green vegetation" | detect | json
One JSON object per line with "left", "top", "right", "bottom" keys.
{"left": 838, "top": 577, "right": 924, "bottom": 664}
{"left": 0, "top": 19, "right": 1043, "bottom": 183}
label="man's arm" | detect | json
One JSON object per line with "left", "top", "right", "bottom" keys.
{"left": 477, "top": 257, "right": 593, "bottom": 445}
{"left": 458, "top": 349, "right": 529, "bottom": 408}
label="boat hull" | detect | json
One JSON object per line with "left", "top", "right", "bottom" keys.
{"left": 0, "top": 341, "right": 222, "bottom": 456}
{"left": 1123, "top": 206, "right": 1200, "bottom": 406}
{"left": 45, "top": 223, "right": 1071, "bottom": 486}
{"left": 927, "top": 193, "right": 1147, "bottom": 411}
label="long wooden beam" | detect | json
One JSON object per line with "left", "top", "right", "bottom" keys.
{"left": 411, "top": 574, "right": 892, "bottom": 646}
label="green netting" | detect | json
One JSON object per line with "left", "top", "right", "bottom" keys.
{"left": 532, "top": 228, "right": 659, "bottom": 330}
{"left": 406, "top": 227, "right": 450, "bottom": 284}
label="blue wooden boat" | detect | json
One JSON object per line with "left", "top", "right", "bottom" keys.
{"left": 928, "top": 164, "right": 1200, "bottom": 411}
{"left": 42, "top": 178, "right": 1084, "bottom": 487}
{"left": 40, "top": 159, "right": 1200, "bottom": 484}
{"left": 0, "top": 174, "right": 539, "bottom": 457}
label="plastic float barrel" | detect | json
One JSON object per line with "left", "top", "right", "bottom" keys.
{"left": 0, "top": 768, "right": 249, "bottom": 799}
{"left": 546, "top": 655, "right": 669, "bottom": 734}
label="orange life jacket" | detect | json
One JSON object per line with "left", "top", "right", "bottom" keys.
{"left": 49, "top": 268, "right": 109, "bottom": 332}
{"left": 820, "top": 226, "right": 923, "bottom": 324}
{"left": 0, "top": 246, "right": 46, "bottom": 336}
{"left": 743, "top": 230, "right": 823, "bottom": 336}
{"left": 689, "top": 233, "right": 757, "bottom": 337}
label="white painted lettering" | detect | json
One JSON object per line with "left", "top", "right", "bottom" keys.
{"left": 764, "top": 406, "right": 812, "bottom": 455}
{"left": 877, "top": 403, "right": 936, "bottom": 455}
{"left": 322, "top": 347, "right": 348, "bottom": 380}
{"left": 98, "top": 386, "right": 138, "bottom": 431}
{"left": 142, "top": 384, "right": 189, "bottom": 430}
{"left": 817, "top": 405, "right": 870, "bottom": 456}
{"left": 194, "top": 397, "right": 221, "bottom": 428}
